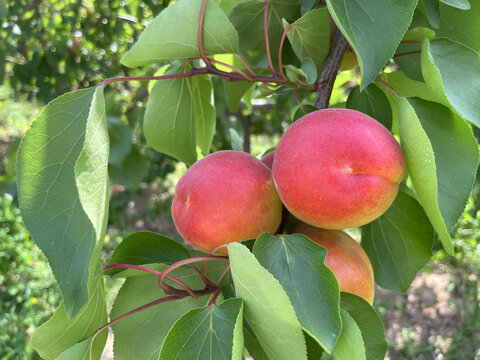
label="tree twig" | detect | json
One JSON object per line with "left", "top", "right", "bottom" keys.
{"left": 314, "top": 30, "right": 349, "bottom": 109}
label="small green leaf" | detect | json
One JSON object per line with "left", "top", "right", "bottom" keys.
{"left": 107, "top": 116, "right": 132, "bottom": 168}
{"left": 144, "top": 77, "right": 196, "bottom": 165}
{"left": 106, "top": 232, "right": 190, "bottom": 275}
{"left": 109, "top": 145, "right": 149, "bottom": 189}
{"left": 121, "top": 0, "right": 239, "bottom": 68}
{"left": 437, "top": 1, "right": 480, "bottom": 52}
{"left": 301, "top": 58, "right": 317, "bottom": 84}
{"left": 395, "top": 42, "right": 423, "bottom": 81}
{"left": 346, "top": 84, "right": 392, "bottom": 130}
{"left": 159, "top": 298, "right": 244, "bottom": 360}
{"left": 440, "top": 0, "right": 470, "bottom": 10}
{"left": 224, "top": 80, "right": 253, "bottom": 112}
{"left": 189, "top": 75, "right": 216, "bottom": 154}
{"left": 17, "top": 87, "right": 108, "bottom": 316}
{"left": 31, "top": 271, "right": 107, "bottom": 360}
{"left": 402, "top": 27, "right": 436, "bottom": 42}
{"left": 111, "top": 270, "right": 212, "bottom": 360}
{"left": 422, "top": 0, "right": 440, "bottom": 28}
{"left": 326, "top": 0, "right": 417, "bottom": 89}
{"left": 380, "top": 71, "right": 440, "bottom": 103}
{"left": 285, "top": 64, "right": 309, "bottom": 83}
{"left": 398, "top": 97, "right": 478, "bottom": 255}
{"left": 229, "top": 0, "right": 300, "bottom": 66}
{"left": 340, "top": 293, "right": 388, "bottom": 360}
{"left": 331, "top": 309, "right": 366, "bottom": 360}
{"left": 56, "top": 339, "right": 92, "bottom": 360}
{"left": 253, "top": 233, "right": 341, "bottom": 353}
{"left": 285, "top": 8, "right": 330, "bottom": 72}
{"left": 422, "top": 38, "right": 480, "bottom": 128}
{"left": 228, "top": 242, "right": 308, "bottom": 360}
{"left": 362, "top": 192, "right": 434, "bottom": 292}
{"left": 229, "top": 128, "right": 244, "bottom": 151}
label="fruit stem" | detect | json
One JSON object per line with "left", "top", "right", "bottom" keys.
{"left": 197, "top": 0, "right": 211, "bottom": 67}
{"left": 393, "top": 50, "right": 421, "bottom": 58}
{"left": 235, "top": 54, "right": 257, "bottom": 77}
{"left": 158, "top": 255, "right": 228, "bottom": 292}
{"left": 293, "top": 87, "right": 304, "bottom": 112}
{"left": 376, "top": 76, "right": 399, "bottom": 97}
{"left": 264, "top": 1, "right": 277, "bottom": 75}
{"left": 208, "top": 58, "right": 253, "bottom": 81}
{"left": 88, "top": 295, "right": 181, "bottom": 359}
{"left": 209, "top": 288, "right": 222, "bottom": 307}
{"left": 315, "top": 30, "right": 349, "bottom": 109}
{"left": 278, "top": 23, "right": 292, "bottom": 80}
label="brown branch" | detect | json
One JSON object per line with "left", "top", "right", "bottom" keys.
{"left": 314, "top": 30, "right": 349, "bottom": 109}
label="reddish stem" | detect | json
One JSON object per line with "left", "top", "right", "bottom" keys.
{"left": 209, "top": 288, "right": 222, "bottom": 306}
{"left": 215, "top": 264, "right": 231, "bottom": 286}
{"left": 158, "top": 256, "right": 228, "bottom": 291}
{"left": 103, "top": 263, "right": 162, "bottom": 276}
{"left": 264, "top": 2, "right": 276, "bottom": 74}
{"left": 376, "top": 76, "right": 399, "bottom": 97}
{"left": 279, "top": 23, "right": 292, "bottom": 80}
{"left": 103, "top": 263, "right": 197, "bottom": 297}
{"left": 88, "top": 295, "right": 180, "bottom": 358}
{"left": 209, "top": 58, "right": 253, "bottom": 81}
{"left": 198, "top": 0, "right": 211, "bottom": 67}
{"left": 293, "top": 88, "right": 304, "bottom": 113}
{"left": 235, "top": 54, "right": 257, "bottom": 77}
{"left": 102, "top": 73, "right": 198, "bottom": 87}
{"left": 393, "top": 50, "right": 421, "bottom": 59}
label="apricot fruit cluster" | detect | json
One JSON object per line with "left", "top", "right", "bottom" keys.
{"left": 172, "top": 109, "right": 405, "bottom": 303}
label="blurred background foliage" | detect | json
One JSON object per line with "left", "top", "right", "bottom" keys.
{"left": 0, "top": 0, "right": 479, "bottom": 359}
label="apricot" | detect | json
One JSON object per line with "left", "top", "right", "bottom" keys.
{"left": 295, "top": 223, "right": 374, "bottom": 304}
{"left": 172, "top": 150, "right": 282, "bottom": 253}
{"left": 261, "top": 151, "right": 275, "bottom": 169}
{"left": 272, "top": 109, "right": 405, "bottom": 229}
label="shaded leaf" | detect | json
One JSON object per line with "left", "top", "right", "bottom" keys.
{"left": 106, "top": 232, "right": 190, "bottom": 275}
{"left": 362, "top": 192, "right": 434, "bottom": 292}
{"left": 144, "top": 77, "right": 196, "bottom": 165}
{"left": 340, "top": 293, "right": 388, "bottom": 360}
{"left": 109, "top": 145, "right": 149, "bottom": 189}
{"left": 111, "top": 270, "right": 213, "bottom": 360}
{"left": 107, "top": 116, "right": 132, "bottom": 168}
{"left": 398, "top": 97, "right": 478, "bottom": 255}
{"left": 228, "top": 242, "right": 308, "bottom": 360}
{"left": 159, "top": 298, "right": 244, "bottom": 360}
{"left": 346, "top": 84, "right": 392, "bottom": 130}
{"left": 441, "top": 0, "right": 470, "bottom": 10}
{"left": 331, "top": 310, "right": 366, "bottom": 360}
{"left": 121, "top": 0, "right": 239, "bottom": 67}
{"left": 253, "top": 233, "right": 341, "bottom": 353}
{"left": 285, "top": 8, "right": 330, "bottom": 72}
{"left": 326, "top": 0, "right": 417, "bottom": 89}
{"left": 422, "top": 38, "right": 480, "bottom": 128}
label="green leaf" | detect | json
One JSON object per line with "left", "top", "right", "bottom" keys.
{"left": 106, "top": 232, "right": 190, "bottom": 275}
{"left": 109, "top": 145, "right": 149, "bottom": 189}
{"left": 380, "top": 71, "right": 439, "bottom": 103}
{"left": 121, "top": 0, "right": 239, "bottom": 68}
{"left": 17, "top": 87, "right": 108, "bottom": 316}
{"left": 189, "top": 75, "right": 216, "bottom": 154}
{"left": 346, "top": 84, "right": 392, "bottom": 130}
{"left": 398, "top": 97, "right": 478, "bottom": 255}
{"left": 440, "top": 0, "right": 470, "bottom": 10}
{"left": 362, "top": 192, "right": 434, "bottom": 292}
{"left": 331, "top": 309, "right": 366, "bottom": 360}
{"left": 111, "top": 270, "right": 212, "bottom": 360}
{"left": 228, "top": 242, "right": 308, "bottom": 360}
{"left": 243, "top": 322, "right": 271, "bottom": 360}
{"left": 229, "top": 128, "right": 244, "bottom": 151}
{"left": 437, "top": 1, "right": 480, "bottom": 52}
{"left": 422, "top": 0, "right": 440, "bottom": 28}
{"left": 301, "top": 0, "right": 319, "bottom": 15}
{"left": 224, "top": 80, "right": 253, "bottom": 112}
{"left": 144, "top": 77, "right": 196, "bottom": 165}
{"left": 229, "top": 0, "right": 300, "bottom": 67}
{"left": 285, "top": 8, "right": 330, "bottom": 72}
{"left": 340, "top": 293, "right": 388, "bottom": 360}
{"left": 402, "top": 27, "right": 436, "bottom": 42}
{"left": 56, "top": 339, "right": 93, "bottom": 360}
{"left": 253, "top": 233, "right": 341, "bottom": 353}
{"left": 422, "top": 38, "right": 480, "bottom": 128}
{"left": 159, "top": 298, "right": 244, "bottom": 360}
{"left": 395, "top": 42, "right": 423, "bottom": 81}
{"left": 326, "top": 0, "right": 417, "bottom": 89}
{"left": 301, "top": 58, "right": 318, "bottom": 84}
{"left": 107, "top": 116, "right": 132, "bottom": 168}
{"left": 75, "top": 87, "right": 109, "bottom": 240}
{"left": 30, "top": 271, "right": 107, "bottom": 360}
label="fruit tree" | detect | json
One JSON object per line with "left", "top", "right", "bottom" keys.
{"left": 15, "top": 0, "right": 480, "bottom": 359}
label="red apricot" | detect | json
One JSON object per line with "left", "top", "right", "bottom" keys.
{"left": 273, "top": 109, "right": 405, "bottom": 229}
{"left": 172, "top": 151, "right": 282, "bottom": 253}
{"left": 295, "top": 223, "right": 374, "bottom": 304}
